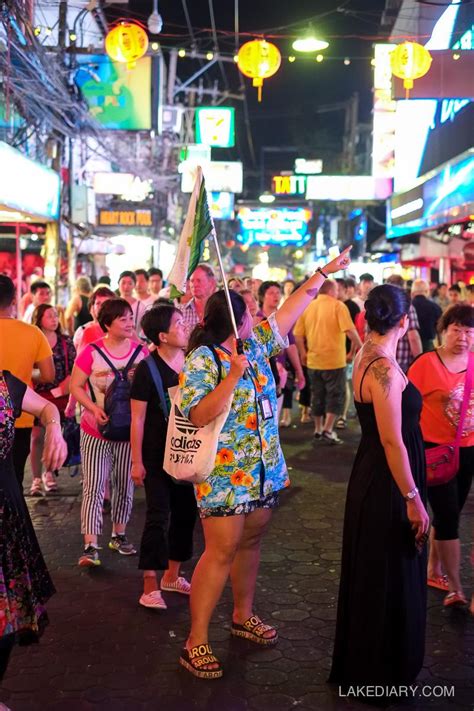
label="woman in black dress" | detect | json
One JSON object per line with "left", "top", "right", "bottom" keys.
{"left": 0, "top": 370, "right": 66, "bottom": 680}
{"left": 330, "top": 285, "right": 430, "bottom": 688}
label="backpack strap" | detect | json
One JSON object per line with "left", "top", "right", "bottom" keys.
{"left": 208, "top": 345, "right": 224, "bottom": 385}
{"left": 144, "top": 355, "right": 169, "bottom": 420}
{"left": 91, "top": 343, "right": 142, "bottom": 380}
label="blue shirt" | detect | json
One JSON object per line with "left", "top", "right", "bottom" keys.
{"left": 179, "top": 314, "right": 290, "bottom": 509}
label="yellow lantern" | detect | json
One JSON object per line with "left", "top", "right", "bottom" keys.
{"left": 105, "top": 22, "right": 149, "bottom": 68}
{"left": 237, "top": 40, "right": 281, "bottom": 102}
{"left": 390, "top": 41, "right": 432, "bottom": 98}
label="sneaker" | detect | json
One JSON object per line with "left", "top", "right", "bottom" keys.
{"left": 313, "top": 431, "right": 322, "bottom": 441}
{"left": 42, "top": 471, "right": 58, "bottom": 492}
{"left": 139, "top": 590, "right": 168, "bottom": 610}
{"left": 78, "top": 545, "right": 101, "bottom": 567}
{"left": 161, "top": 576, "right": 191, "bottom": 595}
{"left": 322, "top": 430, "right": 343, "bottom": 445}
{"left": 109, "top": 535, "right": 137, "bottom": 556}
{"left": 29, "top": 477, "right": 43, "bottom": 497}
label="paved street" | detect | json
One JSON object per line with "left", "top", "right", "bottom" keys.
{"left": 1, "top": 418, "right": 473, "bottom": 711}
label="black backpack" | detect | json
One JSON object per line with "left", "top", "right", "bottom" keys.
{"left": 89, "top": 343, "right": 143, "bottom": 441}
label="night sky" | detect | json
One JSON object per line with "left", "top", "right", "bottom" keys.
{"left": 107, "top": 1, "right": 386, "bottom": 190}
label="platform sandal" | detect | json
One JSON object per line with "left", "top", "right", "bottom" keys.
{"left": 231, "top": 614, "right": 278, "bottom": 646}
{"left": 179, "top": 643, "right": 223, "bottom": 680}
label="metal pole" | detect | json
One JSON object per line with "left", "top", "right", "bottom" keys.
{"left": 15, "top": 223, "right": 22, "bottom": 309}
{"left": 210, "top": 226, "right": 239, "bottom": 339}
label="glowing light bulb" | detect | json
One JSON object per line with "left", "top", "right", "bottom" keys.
{"left": 178, "top": 48, "right": 186, "bottom": 58}
{"left": 288, "top": 55, "right": 296, "bottom": 63}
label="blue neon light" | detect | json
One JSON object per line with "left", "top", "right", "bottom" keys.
{"left": 237, "top": 207, "right": 312, "bottom": 246}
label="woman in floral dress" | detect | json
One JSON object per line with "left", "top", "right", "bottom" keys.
{"left": 0, "top": 370, "right": 66, "bottom": 679}
{"left": 178, "top": 247, "right": 352, "bottom": 679}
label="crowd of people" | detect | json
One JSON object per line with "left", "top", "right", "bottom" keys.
{"left": 0, "top": 256, "right": 473, "bottom": 688}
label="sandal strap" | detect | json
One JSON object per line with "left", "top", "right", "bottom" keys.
{"left": 186, "top": 644, "right": 220, "bottom": 670}
{"left": 242, "top": 615, "right": 276, "bottom": 636}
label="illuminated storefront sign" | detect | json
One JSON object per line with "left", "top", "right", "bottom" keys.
{"left": 305, "top": 175, "right": 392, "bottom": 201}
{"left": 98, "top": 209, "right": 153, "bottom": 227}
{"left": 180, "top": 161, "right": 243, "bottom": 193}
{"left": 387, "top": 150, "right": 474, "bottom": 238}
{"left": 237, "top": 207, "right": 312, "bottom": 246}
{"left": 0, "top": 141, "right": 60, "bottom": 220}
{"left": 372, "top": 43, "right": 396, "bottom": 178}
{"left": 272, "top": 175, "right": 307, "bottom": 196}
{"left": 195, "top": 107, "right": 235, "bottom": 148}
{"left": 209, "top": 192, "right": 234, "bottom": 220}
{"left": 294, "top": 158, "right": 323, "bottom": 174}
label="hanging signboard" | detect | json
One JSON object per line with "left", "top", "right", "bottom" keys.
{"left": 98, "top": 208, "right": 153, "bottom": 227}
{"left": 195, "top": 107, "right": 235, "bottom": 147}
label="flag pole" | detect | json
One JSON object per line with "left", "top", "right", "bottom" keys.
{"left": 209, "top": 224, "right": 240, "bottom": 341}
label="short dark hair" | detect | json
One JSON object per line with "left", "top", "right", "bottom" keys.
{"left": 437, "top": 304, "right": 474, "bottom": 332}
{"left": 148, "top": 268, "right": 163, "bottom": 279}
{"left": 359, "top": 273, "right": 374, "bottom": 283}
{"left": 0, "top": 275, "right": 15, "bottom": 308}
{"left": 141, "top": 304, "right": 181, "bottom": 346}
{"left": 97, "top": 298, "right": 132, "bottom": 332}
{"left": 439, "top": 282, "right": 447, "bottom": 288}
{"left": 97, "top": 275, "right": 111, "bottom": 286}
{"left": 345, "top": 278, "right": 357, "bottom": 289}
{"left": 365, "top": 284, "right": 410, "bottom": 336}
{"left": 88, "top": 286, "right": 116, "bottom": 311}
{"left": 257, "top": 280, "right": 281, "bottom": 307}
{"left": 448, "top": 284, "right": 461, "bottom": 293}
{"left": 118, "top": 270, "right": 136, "bottom": 284}
{"left": 134, "top": 269, "right": 149, "bottom": 280}
{"left": 30, "top": 280, "right": 51, "bottom": 294}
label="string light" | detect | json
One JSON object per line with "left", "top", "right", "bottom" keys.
{"left": 316, "top": 54, "right": 324, "bottom": 63}
{"left": 233, "top": 54, "right": 239, "bottom": 62}
{"left": 34, "top": 26, "right": 41, "bottom": 36}
{"left": 178, "top": 48, "right": 186, "bottom": 57}
{"left": 151, "top": 41, "right": 160, "bottom": 51}
{"left": 206, "top": 51, "right": 214, "bottom": 60}
{"left": 453, "top": 52, "right": 460, "bottom": 60}
{"left": 45, "top": 27, "right": 52, "bottom": 36}
{"left": 288, "top": 55, "right": 296, "bottom": 63}
{"left": 344, "top": 57, "right": 351, "bottom": 65}
{"left": 69, "top": 32, "right": 77, "bottom": 42}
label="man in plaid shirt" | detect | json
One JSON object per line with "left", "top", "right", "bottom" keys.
{"left": 386, "top": 275, "right": 422, "bottom": 371}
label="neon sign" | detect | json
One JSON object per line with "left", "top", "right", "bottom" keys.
{"left": 237, "top": 207, "right": 312, "bottom": 246}
{"left": 272, "top": 175, "right": 307, "bottom": 196}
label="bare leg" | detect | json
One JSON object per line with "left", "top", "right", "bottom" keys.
{"left": 427, "top": 527, "right": 444, "bottom": 578}
{"left": 323, "top": 412, "right": 338, "bottom": 433}
{"left": 231, "top": 508, "right": 273, "bottom": 636}
{"left": 436, "top": 539, "right": 463, "bottom": 593}
{"left": 314, "top": 415, "right": 323, "bottom": 435}
{"left": 30, "top": 426, "right": 45, "bottom": 479}
{"left": 186, "top": 516, "right": 245, "bottom": 652}
{"left": 143, "top": 571, "right": 158, "bottom": 594}
{"left": 162, "top": 560, "right": 181, "bottom": 584}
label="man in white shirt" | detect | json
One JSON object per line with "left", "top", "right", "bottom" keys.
{"left": 352, "top": 273, "right": 374, "bottom": 311}
{"left": 23, "top": 281, "right": 52, "bottom": 323}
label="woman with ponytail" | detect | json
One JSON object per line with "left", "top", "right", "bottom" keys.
{"left": 177, "top": 248, "right": 352, "bottom": 679}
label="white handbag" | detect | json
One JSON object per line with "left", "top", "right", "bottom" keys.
{"left": 163, "top": 347, "right": 232, "bottom": 484}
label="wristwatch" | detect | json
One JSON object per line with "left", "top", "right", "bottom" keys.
{"left": 316, "top": 266, "right": 329, "bottom": 279}
{"left": 404, "top": 487, "right": 419, "bottom": 501}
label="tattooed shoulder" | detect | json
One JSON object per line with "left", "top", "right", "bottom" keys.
{"left": 371, "top": 359, "right": 392, "bottom": 398}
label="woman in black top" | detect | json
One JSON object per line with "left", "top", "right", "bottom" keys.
{"left": 130, "top": 305, "right": 197, "bottom": 610}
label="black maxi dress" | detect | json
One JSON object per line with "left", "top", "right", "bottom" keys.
{"left": 329, "top": 368, "right": 427, "bottom": 687}
{"left": 0, "top": 371, "right": 55, "bottom": 651}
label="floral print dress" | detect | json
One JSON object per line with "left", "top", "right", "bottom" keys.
{"left": 0, "top": 371, "right": 55, "bottom": 643}
{"left": 179, "top": 315, "right": 291, "bottom": 515}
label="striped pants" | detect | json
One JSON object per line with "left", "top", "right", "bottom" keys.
{"left": 80, "top": 431, "right": 134, "bottom": 536}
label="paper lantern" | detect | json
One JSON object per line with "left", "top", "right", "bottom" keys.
{"left": 237, "top": 40, "right": 281, "bottom": 102}
{"left": 105, "top": 22, "right": 149, "bottom": 68}
{"left": 390, "top": 42, "right": 432, "bottom": 98}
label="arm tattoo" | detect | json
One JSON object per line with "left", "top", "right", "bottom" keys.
{"left": 371, "top": 361, "right": 392, "bottom": 398}
{"left": 305, "top": 286, "right": 319, "bottom": 297}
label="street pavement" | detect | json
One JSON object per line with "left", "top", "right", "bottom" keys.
{"left": 1, "top": 417, "right": 473, "bottom": 711}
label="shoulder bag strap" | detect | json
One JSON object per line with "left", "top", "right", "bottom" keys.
{"left": 454, "top": 351, "right": 473, "bottom": 447}
{"left": 61, "top": 336, "right": 69, "bottom": 374}
{"left": 144, "top": 355, "right": 169, "bottom": 420}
